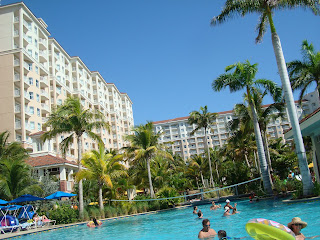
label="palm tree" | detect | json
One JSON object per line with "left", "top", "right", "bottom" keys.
{"left": 0, "top": 131, "right": 29, "bottom": 161}
{"left": 213, "top": 60, "right": 282, "bottom": 194}
{"left": 125, "top": 122, "right": 172, "bottom": 198}
{"left": 188, "top": 106, "right": 218, "bottom": 187}
{"left": 76, "top": 143, "right": 127, "bottom": 213}
{"left": 42, "top": 96, "right": 109, "bottom": 218}
{"left": 287, "top": 40, "right": 320, "bottom": 103}
{"left": 211, "top": 0, "right": 318, "bottom": 195}
{"left": 230, "top": 89, "right": 285, "bottom": 171}
{"left": 189, "top": 154, "right": 208, "bottom": 187}
{"left": 0, "top": 158, "right": 42, "bottom": 200}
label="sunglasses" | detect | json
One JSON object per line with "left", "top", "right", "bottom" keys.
{"left": 293, "top": 224, "right": 302, "bottom": 226}
{"left": 205, "top": 224, "right": 210, "bottom": 227}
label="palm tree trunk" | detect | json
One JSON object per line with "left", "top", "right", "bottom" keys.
{"left": 77, "top": 136, "right": 84, "bottom": 219}
{"left": 215, "top": 164, "right": 220, "bottom": 184}
{"left": 248, "top": 94, "right": 273, "bottom": 194}
{"left": 262, "top": 131, "right": 273, "bottom": 172}
{"left": 205, "top": 128, "right": 214, "bottom": 187}
{"left": 267, "top": 12, "right": 313, "bottom": 195}
{"left": 244, "top": 154, "right": 250, "bottom": 169}
{"left": 98, "top": 184, "right": 104, "bottom": 217}
{"left": 146, "top": 158, "right": 155, "bottom": 198}
{"left": 200, "top": 171, "right": 205, "bottom": 187}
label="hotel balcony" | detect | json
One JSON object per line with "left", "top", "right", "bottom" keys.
{"left": 41, "top": 103, "right": 50, "bottom": 113}
{"left": 40, "top": 76, "right": 49, "bottom": 87}
{"left": 41, "top": 90, "right": 49, "bottom": 100}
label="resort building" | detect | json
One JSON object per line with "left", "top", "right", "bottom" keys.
{"left": 0, "top": 2, "right": 134, "bottom": 191}
{"left": 153, "top": 92, "right": 320, "bottom": 161}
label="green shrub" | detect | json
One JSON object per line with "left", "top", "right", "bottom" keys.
{"left": 104, "top": 206, "right": 117, "bottom": 218}
{"left": 313, "top": 181, "right": 320, "bottom": 196}
{"left": 48, "top": 204, "right": 78, "bottom": 224}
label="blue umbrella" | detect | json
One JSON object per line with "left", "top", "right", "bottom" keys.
{"left": 0, "top": 205, "right": 22, "bottom": 211}
{"left": 45, "top": 191, "right": 77, "bottom": 200}
{"left": 0, "top": 199, "right": 8, "bottom": 205}
{"left": 9, "top": 194, "right": 45, "bottom": 203}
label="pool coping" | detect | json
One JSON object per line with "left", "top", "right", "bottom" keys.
{"left": 282, "top": 196, "right": 320, "bottom": 204}
{"left": 0, "top": 205, "right": 190, "bottom": 239}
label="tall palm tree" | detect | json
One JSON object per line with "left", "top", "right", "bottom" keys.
{"left": 211, "top": 0, "right": 318, "bottom": 195}
{"left": 212, "top": 60, "right": 282, "bottom": 194}
{"left": 76, "top": 143, "right": 127, "bottom": 213}
{"left": 287, "top": 40, "right": 320, "bottom": 102}
{"left": 230, "top": 89, "right": 285, "bottom": 171}
{"left": 42, "top": 96, "right": 109, "bottom": 218}
{"left": 188, "top": 106, "right": 218, "bottom": 187}
{"left": 125, "top": 122, "right": 172, "bottom": 198}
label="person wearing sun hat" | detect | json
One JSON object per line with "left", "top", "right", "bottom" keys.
{"left": 288, "top": 217, "right": 307, "bottom": 240}
{"left": 224, "top": 199, "right": 234, "bottom": 210}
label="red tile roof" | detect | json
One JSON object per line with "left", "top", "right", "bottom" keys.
{"left": 29, "top": 131, "right": 45, "bottom": 136}
{"left": 26, "top": 155, "right": 78, "bottom": 168}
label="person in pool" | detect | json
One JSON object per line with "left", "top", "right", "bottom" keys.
{"left": 287, "top": 217, "right": 320, "bottom": 240}
{"left": 224, "top": 199, "right": 234, "bottom": 210}
{"left": 198, "top": 219, "right": 217, "bottom": 239}
{"left": 92, "top": 217, "right": 99, "bottom": 227}
{"left": 232, "top": 203, "right": 239, "bottom": 214}
{"left": 193, "top": 206, "right": 198, "bottom": 214}
{"left": 210, "top": 201, "right": 221, "bottom": 210}
{"left": 198, "top": 210, "right": 203, "bottom": 219}
{"left": 223, "top": 207, "right": 231, "bottom": 216}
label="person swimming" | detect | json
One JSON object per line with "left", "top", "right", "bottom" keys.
{"left": 193, "top": 206, "right": 198, "bottom": 214}
{"left": 92, "top": 217, "right": 99, "bottom": 226}
{"left": 198, "top": 219, "right": 217, "bottom": 239}
{"left": 223, "top": 207, "right": 231, "bottom": 216}
{"left": 198, "top": 210, "right": 203, "bottom": 219}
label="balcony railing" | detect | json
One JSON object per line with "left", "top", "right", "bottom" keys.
{"left": 41, "top": 103, "right": 49, "bottom": 112}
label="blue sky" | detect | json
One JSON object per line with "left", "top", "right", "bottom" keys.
{"left": 4, "top": 0, "right": 320, "bottom": 125}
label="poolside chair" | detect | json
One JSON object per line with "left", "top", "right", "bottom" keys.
{"left": 0, "top": 215, "right": 22, "bottom": 234}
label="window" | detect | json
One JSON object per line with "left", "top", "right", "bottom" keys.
{"left": 27, "top": 36, "right": 32, "bottom": 44}
{"left": 35, "top": 52, "right": 38, "bottom": 60}
{"left": 30, "top": 121, "right": 35, "bottom": 130}
{"left": 34, "top": 39, "right": 38, "bottom": 47}
{"left": 37, "top": 123, "right": 41, "bottom": 131}
{"left": 57, "top": 99, "right": 62, "bottom": 105}
{"left": 35, "top": 66, "right": 39, "bottom": 74}
{"left": 28, "top": 77, "right": 33, "bottom": 85}
{"left": 28, "top": 49, "right": 32, "bottom": 56}
{"left": 29, "top": 106, "right": 34, "bottom": 115}
{"left": 37, "top": 108, "right": 40, "bottom": 117}
{"left": 29, "top": 92, "right": 34, "bottom": 100}
{"left": 36, "top": 80, "right": 39, "bottom": 88}
{"left": 28, "top": 63, "right": 32, "bottom": 71}
{"left": 36, "top": 94, "right": 40, "bottom": 102}
{"left": 34, "top": 26, "right": 37, "bottom": 34}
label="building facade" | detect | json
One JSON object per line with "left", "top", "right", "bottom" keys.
{"left": 153, "top": 94, "right": 319, "bottom": 161}
{"left": 0, "top": 3, "right": 134, "bottom": 191}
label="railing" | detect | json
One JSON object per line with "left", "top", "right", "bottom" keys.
{"left": 41, "top": 103, "right": 49, "bottom": 111}
{"left": 42, "top": 117, "right": 47, "bottom": 123}
{"left": 39, "top": 38, "right": 47, "bottom": 45}
{"left": 15, "top": 105, "right": 21, "bottom": 113}
{"left": 15, "top": 121, "right": 21, "bottom": 129}
{"left": 14, "top": 16, "right": 19, "bottom": 22}
{"left": 40, "top": 76, "right": 49, "bottom": 85}
{"left": 14, "top": 74, "right": 20, "bottom": 81}
{"left": 41, "top": 90, "right": 49, "bottom": 98}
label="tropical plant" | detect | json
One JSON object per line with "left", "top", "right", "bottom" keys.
{"left": 188, "top": 154, "right": 208, "bottom": 188}
{"left": 42, "top": 96, "right": 109, "bottom": 218}
{"left": 125, "top": 122, "right": 173, "bottom": 198}
{"left": 287, "top": 40, "right": 320, "bottom": 103}
{"left": 0, "top": 158, "right": 42, "bottom": 200}
{"left": 188, "top": 106, "right": 218, "bottom": 187}
{"left": 76, "top": 143, "right": 127, "bottom": 213}
{"left": 211, "top": 0, "right": 318, "bottom": 195}
{"left": 213, "top": 60, "right": 282, "bottom": 194}
{"left": 229, "top": 88, "right": 285, "bottom": 171}
{"left": 0, "top": 131, "right": 29, "bottom": 161}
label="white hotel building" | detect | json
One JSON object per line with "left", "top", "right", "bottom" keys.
{"left": 154, "top": 91, "right": 319, "bottom": 161}
{"left": 0, "top": 2, "right": 134, "bottom": 191}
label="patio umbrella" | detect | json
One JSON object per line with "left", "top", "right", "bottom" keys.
{"left": 9, "top": 194, "right": 45, "bottom": 203}
{"left": 0, "top": 199, "right": 8, "bottom": 205}
{"left": 45, "top": 191, "right": 77, "bottom": 200}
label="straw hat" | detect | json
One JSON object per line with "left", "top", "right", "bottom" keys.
{"left": 288, "top": 217, "right": 307, "bottom": 229}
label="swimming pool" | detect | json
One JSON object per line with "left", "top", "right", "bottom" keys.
{"left": 19, "top": 199, "right": 320, "bottom": 239}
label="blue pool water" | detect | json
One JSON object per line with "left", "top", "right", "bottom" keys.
{"left": 21, "top": 199, "right": 320, "bottom": 239}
